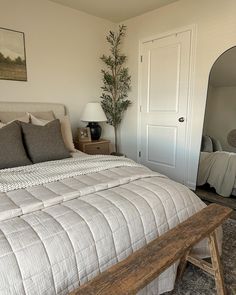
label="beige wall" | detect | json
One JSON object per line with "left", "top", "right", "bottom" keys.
{"left": 2, "top": 0, "right": 236, "bottom": 187}
{"left": 0, "top": 0, "right": 115, "bottom": 139}
{"left": 120, "top": 0, "right": 236, "bottom": 188}
{"left": 204, "top": 86, "right": 236, "bottom": 152}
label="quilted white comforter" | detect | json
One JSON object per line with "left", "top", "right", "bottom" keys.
{"left": 0, "top": 154, "right": 210, "bottom": 295}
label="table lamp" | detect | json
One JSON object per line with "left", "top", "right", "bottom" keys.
{"left": 80, "top": 102, "right": 107, "bottom": 140}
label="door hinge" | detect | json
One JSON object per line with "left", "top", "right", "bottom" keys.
{"left": 140, "top": 55, "right": 143, "bottom": 62}
{"left": 139, "top": 105, "right": 142, "bottom": 112}
{"left": 139, "top": 151, "right": 141, "bottom": 157}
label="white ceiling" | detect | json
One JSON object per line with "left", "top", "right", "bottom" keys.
{"left": 210, "top": 47, "right": 236, "bottom": 87}
{"left": 49, "top": 0, "right": 178, "bottom": 22}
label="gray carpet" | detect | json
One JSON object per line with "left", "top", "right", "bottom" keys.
{"left": 165, "top": 219, "right": 236, "bottom": 295}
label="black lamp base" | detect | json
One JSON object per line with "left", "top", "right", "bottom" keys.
{"left": 87, "top": 122, "right": 102, "bottom": 140}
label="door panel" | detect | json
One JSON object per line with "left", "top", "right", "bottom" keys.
{"left": 140, "top": 30, "right": 191, "bottom": 183}
{"left": 148, "top": 44, "right": 180, "bottom": 112}
{"left": 147, "top": 125, "right": 177, "bottom": 167}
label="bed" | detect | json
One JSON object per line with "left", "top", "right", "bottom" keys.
{"left": 0, "top": 102, "right": 217, "bottom": 295}
{"left": 197, "top": 151, "right": 236, "bottom": 197}
{"left": 198, "top": 135, "right": 236, "bottom": 197}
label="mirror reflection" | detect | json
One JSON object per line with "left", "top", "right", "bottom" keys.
{"left": 197, "top": 46, "right": 236, "bottom": 199}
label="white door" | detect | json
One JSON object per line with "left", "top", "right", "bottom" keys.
{"left": 139, "top": 30, "right": 191, "bottom": 184}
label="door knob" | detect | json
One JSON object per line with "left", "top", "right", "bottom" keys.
{"left": 178, "top": 117, "right": 185, "bottom": 122}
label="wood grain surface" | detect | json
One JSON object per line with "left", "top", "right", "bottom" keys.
{"left": 70, "top": 204, "right": 232, "bottom": 295}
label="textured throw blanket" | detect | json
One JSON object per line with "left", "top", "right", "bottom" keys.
{"left": 197, "top": 151, "right": 236, "bottom": 197}
{"left": 0, "top": 155, "right": 150, "bottom": 192}
{"left": 0, "top": 154, "right": 216, "bottom": 295}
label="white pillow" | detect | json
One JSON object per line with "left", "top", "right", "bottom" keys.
{"left": 0, "top": 114, "right": 30, "bottom": 128}
{"left": 29, "top": 113, "right": 76, "bottom": 152}
{"left": 0, "top": 112, "right": 29, "bottom": 123}
{"left": 30, "top": 115, "right": 48, "bottom": 126}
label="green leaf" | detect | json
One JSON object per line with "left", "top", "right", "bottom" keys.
{"left": 100, "top": 24, "right": 131, "bottom": 151}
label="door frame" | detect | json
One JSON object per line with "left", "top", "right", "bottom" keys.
{"left": 137, "top": 24, "right": 197, "bottom": 188}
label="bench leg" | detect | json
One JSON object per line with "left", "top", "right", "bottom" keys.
{"left": 178, "top": 231, "right": 226, "bottom": 295}
{"left": 177, "top": 249, "right": 191, "bottom": 280}
{"left": 208, "top": 231, "right": 226, "bottom": 295}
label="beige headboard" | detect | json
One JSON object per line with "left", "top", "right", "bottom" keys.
{"left": 0, "top": 101, "right": 66, "bottom": 118}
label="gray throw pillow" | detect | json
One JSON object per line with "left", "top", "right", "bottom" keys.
{"left": 201, "top": 135, "right": 213, "bottom": 152}
{"left": 211, "top": 137, "right": 222, "bottom": 152}
{"left": 0, "top": 122, "right": 32, "bottom": 169}
{"left": 21, "top": 120, "right": 71, "bottom": 163}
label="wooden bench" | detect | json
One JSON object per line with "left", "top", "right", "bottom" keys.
{"left": 70, "top": 204, "right": 232, "bottom": 295}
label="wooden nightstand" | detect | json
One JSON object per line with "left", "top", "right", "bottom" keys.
{"left": 74, "top": 139, "right": 110, "bottom": 155}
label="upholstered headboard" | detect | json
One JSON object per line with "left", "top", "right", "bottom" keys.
{"left": 0, "top": 102, "right": 66, "bottom": 118}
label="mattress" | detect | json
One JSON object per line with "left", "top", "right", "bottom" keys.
{"left": 0, "top": 153, "right": 212, "bottom": 295}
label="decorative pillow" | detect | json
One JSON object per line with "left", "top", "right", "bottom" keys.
{"left": 0, "top": 113, "right": 29, "bottom": 124}
{"left": 211, "top": 137, "right": 222, "bottom": 152}
{"left": 201, "top": 135, "right": 213, "bottom": 152}
{"left": 59, "top": 116, "right": 76, "bottom": 152}
{"left": 227, "top": 129, "right": 236, "bottom": 148}
{"left": 21, "top": 120, "right": 71, "bottom": 163}
{"left": 31, "top": 111, "right": 55, "bottom": 121}
{"left": 0, "top": 122, "right": 32, "bottom": 169}
{"left": 0, "top": 115, "right": 30, "bottom": 128}
{"left": 0, "top": 111, "right": 26, "bottom": 123}
{"left": 30, "top": 114, "right": 48, "bottom": 126}
{"left": 30, "top": 114, "right": 76, "bottom": 152}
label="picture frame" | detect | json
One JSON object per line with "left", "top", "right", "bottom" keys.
{"left": 78, "top": 127, "right": 91, "bottom": 142}
{"left": 0, "top": 27, "right": 27, "bottom": 81}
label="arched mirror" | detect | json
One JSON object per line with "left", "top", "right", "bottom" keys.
{"left": 197, "top": 46, "right": 236, "bottom": 207}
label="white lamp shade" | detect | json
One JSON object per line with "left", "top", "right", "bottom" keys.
{"left": 80, "top": 102, "right": 107, "bottom": 122}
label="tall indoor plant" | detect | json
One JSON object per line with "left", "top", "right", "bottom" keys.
{"left": 100, "top": 25, "right": 131, "bottom": 154}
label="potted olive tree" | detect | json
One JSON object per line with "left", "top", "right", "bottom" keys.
{"left": 100, "top": 25, "right": 131, "bottom": 156}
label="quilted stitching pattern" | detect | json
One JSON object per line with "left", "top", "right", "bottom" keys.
{"left": 0, "top": 155, "right": 145, "bottom": 192}
{"left": 0, "top": 166, "right": 210, "bottom": 295}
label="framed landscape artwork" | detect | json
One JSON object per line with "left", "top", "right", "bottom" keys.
{"left": 0, "top": 27, "right": 27, "bottom": 81}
